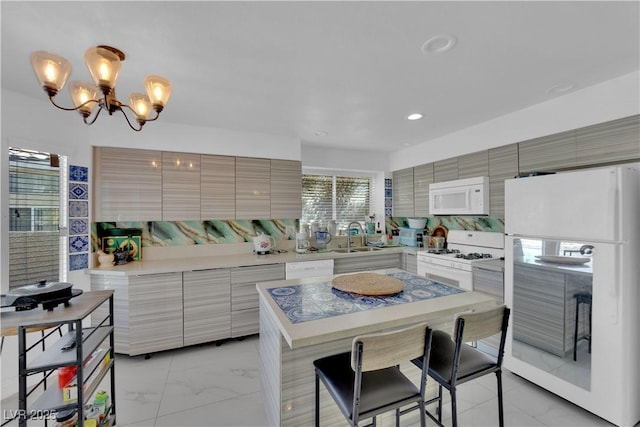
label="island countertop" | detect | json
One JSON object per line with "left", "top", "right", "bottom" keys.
{"left": 256, "top": 268, "right": 496, "bottom": 349}
{"left": 257, "top": 268, "right": 498, "bottom": 426}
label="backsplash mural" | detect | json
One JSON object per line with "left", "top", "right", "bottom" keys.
{"left": 386, "top": 216, "right": 504, "bottom": 234}
{"left": 92, "top": 219, "right": 299, "bottom": 253}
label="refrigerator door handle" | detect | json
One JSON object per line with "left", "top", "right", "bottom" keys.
{"left": 607, "top": 169, "right": 619, "bottom": 241}
{"left": 605, "top": 243, "right": 620, "bottom": 325}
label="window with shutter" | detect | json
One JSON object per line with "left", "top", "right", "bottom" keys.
{"left": 8, "top": 148, "right": 65, "bottom": 288}
{"left": 301, "top": 174, "right": 370, "bottom": 230}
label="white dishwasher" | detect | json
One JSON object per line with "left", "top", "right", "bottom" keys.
{"left": 285, "top": 259, "right": 334, "bottom": 280}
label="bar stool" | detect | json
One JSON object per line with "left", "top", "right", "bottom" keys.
{"left": 573, "top": 293, "right": 592, "bottom": 361}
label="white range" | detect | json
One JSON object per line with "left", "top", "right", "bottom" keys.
{"left": 417, "top": 230, "right": 504, "bottom": 291}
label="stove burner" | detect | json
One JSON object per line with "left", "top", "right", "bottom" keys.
{"left": 455, "top": 252, "right": 493, "bottom": 260}
{"left": 427, "top": 249, "right": 460, "bottom": 255}
{"left": 255, "top": 249, "right": 289, "bottom": 255}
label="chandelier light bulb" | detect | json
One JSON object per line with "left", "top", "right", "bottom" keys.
{"left": 144, "top": 75, "right": 172, "bottom": 110}
{"left": 30, "top": 51, "right": 72, "bottom": 95}
{"left": 69, "top": 81, "right": 99, "bottom": 117}
{"left": 85, "top": 46, "right": 122, "bottom": 95}
{"left": 128, "top": 93, "right": 152, "bottom": 119}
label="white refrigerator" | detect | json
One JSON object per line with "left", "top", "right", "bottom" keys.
{"left": 503, "top": 163, "right": 639, "bottom": 427}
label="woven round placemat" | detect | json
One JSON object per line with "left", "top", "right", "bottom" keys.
{"left": 331, "top": 273, "right": 404, "bottom": 296}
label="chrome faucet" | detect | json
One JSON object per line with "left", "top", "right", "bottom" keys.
{"left": 347, "top": 222, "right": 366, "bottom": 250}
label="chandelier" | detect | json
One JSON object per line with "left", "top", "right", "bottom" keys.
{"left": 31, "top": 45, "right": 172, "bottom": 131}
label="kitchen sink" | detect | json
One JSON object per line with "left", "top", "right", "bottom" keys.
{"left": 332, "top": 247, "right": 383, "bottom": 253}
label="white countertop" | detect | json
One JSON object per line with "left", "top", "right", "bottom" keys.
{"left": 87, "top": 246, "right": 414, "bottom": 276}
{"left": 256, "top": 268, "right": 496, "bottom": 349}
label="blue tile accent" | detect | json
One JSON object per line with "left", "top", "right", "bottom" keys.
{"left": 69, "top": 253, "right": 88, "bottom": 271}
{"left": 385, "top": 198, "right": 392, "bottom": 207}
{"left": 69, "top": 183, "right": 88, "bottom": 200}
{"left": 69, "top": 201, "right": 88, "bottom": 218}
{"left": 69, "top": 235, "right": 89, "bottom": 253}
{"left": 385, "top": 188, "right": 392, "bottom": 198}
{"left": 385, "top": 208, "right": 392, "bottom": 217}
{"left": 69, "top": 165, "right": 88, "bottom": 182}
{"left": 267, "top": 272, "right": 464, "bottom": 324}
{"left": 69, "top": 219, "right": 88, "bottom": 235}
{"left": 385, "top": 178, "right": 392, "bottom": 189}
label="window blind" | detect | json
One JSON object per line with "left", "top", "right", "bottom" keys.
{"left": 8, "top": 148, "right": 61, "bottom": 288}
{"left": 335, "top": 176, "right": 369, "bottom": 228}
{"left": 301, "top": 174, "right": 370, "bottom": 229}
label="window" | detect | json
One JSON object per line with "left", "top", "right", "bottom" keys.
{"left": 301, "top": 174, "right": 370, "bottom": 229}
{"left": 8, "top": 148, "right": 64, "bottom": 288}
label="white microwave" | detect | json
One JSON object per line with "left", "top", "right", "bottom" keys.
{"left": 429, "top": 176, "right": 490, "bottom": 215}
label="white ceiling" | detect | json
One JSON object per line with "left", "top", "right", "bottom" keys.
{"left": 2, "top": 1, "right": 638, "bottom": 153}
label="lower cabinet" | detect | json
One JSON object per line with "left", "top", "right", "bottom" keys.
{"left": 333, "top": 253, "right": 402, "bottom": 274}
{"left": 230, "top": 264, "right": 285, "bottom": 337}
{"left": 183, "top": 268, "right": 231, "bottom": 346}
{"left": 402, "top": 252, "right": 417, "bottom": 274}
{"left": 92, "top": 272, "right": 183, "bottom": 356}
{"left": 92, "top": 255, "right": 406, "bottom": 355}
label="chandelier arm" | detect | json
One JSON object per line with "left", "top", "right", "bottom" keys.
{"left": 143, "top": 109, "right": 161, "bottom": 123}
{"left": 120, "top": 103, "right": 161, "bottom": 123}
{"left": 82, "top": 105, "right": 105, "bottom": 126}
{"left": 118, "top": 107, "right": 143, "bottom": 132}
{"left": 49, "top": 95, "right": 101, "bottom": 112}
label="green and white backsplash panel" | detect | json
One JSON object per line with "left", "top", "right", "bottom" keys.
{"left": 92, "top": 219, "right": 299, "bottom": 252}
{"left": 386, "top": 216, "right": 504, "bottom": 233}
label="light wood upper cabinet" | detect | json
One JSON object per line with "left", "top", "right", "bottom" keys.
{"left": 518, "top": 130, "right": 576, "bottom": 173}
{"left": 236, "top": 157, "right": 271, "bottom": 219}
{"left": 201, "top": 155, "right": 236, "bottom": 219}
{"left": 162, "top": 152, "right": 201, "bottom": 220}
{"left": 458, "top": 150, "right": 489, "bottom": 179}
{"left": 576, "top": 115, "right": 640, "bottom": 166}
{"left": 93, "top": 147, "right": 162, "bottom": 221}
{"left": 413, "top": 163, "right": 434, "bottom": 217}
{"left": 270, "top": 159, "right": 302, "bottom": 218}
{"left": 434, "top": 158, "right": 458, "bottom": 182}
{"left": 489, "top": 143, "right": 518, "bottom": 218}
{"left": 392, "top": 167, "right": 414, "bottom": 217}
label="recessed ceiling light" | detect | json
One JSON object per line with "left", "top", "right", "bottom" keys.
{"left": 313, "top": 130, "right": 328, "bottom": 136}
{"left": 407, "top": 113, "right": 423, "bottom": 121}
{"left": 421, "top": 34, "right": 457, "bottom": 54}
{"left": 547, "top": 83, "right": 575, "bottom": 95}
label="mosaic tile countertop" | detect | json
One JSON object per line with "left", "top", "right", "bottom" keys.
{"left": 267, "top": 271, "right": 464, "bottom": 324}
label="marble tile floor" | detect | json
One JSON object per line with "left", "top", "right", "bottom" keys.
{"left": 1, "top": 335, "right": 621, "bottom": 426}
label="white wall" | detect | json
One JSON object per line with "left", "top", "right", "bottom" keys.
{"left": 301, "top": 144, "right": 389, "bottom": 172}
{"left": 389, "top": 70, "right": 640, "bottom": 171}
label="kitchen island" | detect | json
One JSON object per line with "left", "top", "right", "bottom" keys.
{"left": 256, "top": 268, "right": 496, "bottom": 426}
